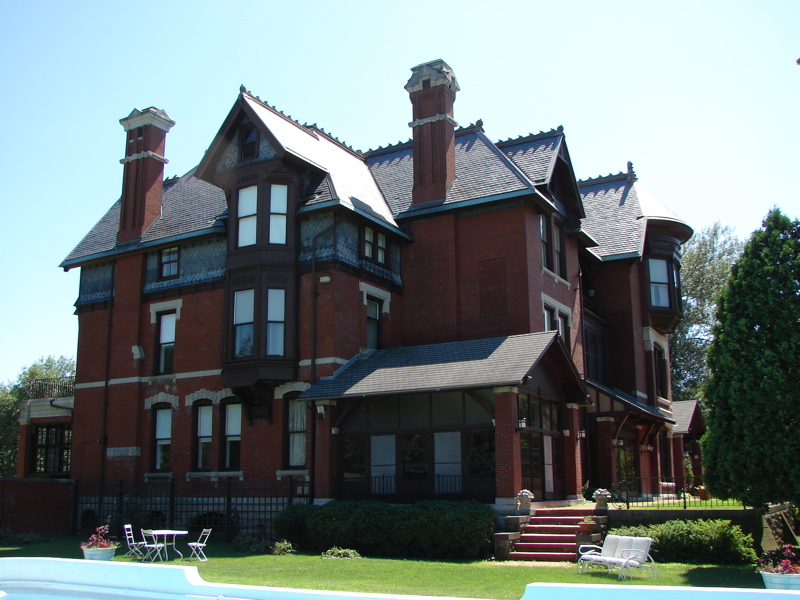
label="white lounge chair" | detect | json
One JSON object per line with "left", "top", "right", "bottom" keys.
{"left": 188, "top": 528, "right": 211, "bottom": 561}
{"left": 577, "top": 534, "right": 658, "bottom": 580}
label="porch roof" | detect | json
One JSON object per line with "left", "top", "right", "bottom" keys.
{"left": 587, "top": 381, "right": 675, "bottom": 424}
{"left": 300, "top": 331, "right": 574, "bottom": 400}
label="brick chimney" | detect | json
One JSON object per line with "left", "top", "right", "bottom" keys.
{"left": 405, "top": 60, "right": 459, "bottom": 206}
{"left": 117, "top": 107, "right": 175, "bottom": 244}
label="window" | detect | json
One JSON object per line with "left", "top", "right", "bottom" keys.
{"left": 33, "top": 424, "right": 71, "bottom": 474}
{"left": 154, "top": 407, "right": 171, "bottom": 471}
{"left": 156, "top": 312, "right": 176, "bottom": 374}
{"left": 159, "top": 247, "right": 179, "bottom": 279}
{"left": 266, "top": 288, "right": 286, "bottom": 356}
{"left": 195, "top": 404, "right": 212, "bottom": 470}
{"left": 240, "top": 126, "right": 258, "bottom": 160}
{"left": 366, "top": 297, "right": 381, "bottom": 350}
{"left": 558, "top": 312, "right": 570, "bottom": 347}
{"left": 401, "top": 433, "right": 429, "bottom": 477}
{"left": 553, "top": 222, "right": 566, "bottom": 279}
{"left": 233, "top": 289, "right": 254, "bottom": 357}
{"left": 363, "top": 226, "right": 387, "bottom": 265}
{"left": 541, "top": 215, "right": 553, "bottom": 271}
{"left": 223, "top": 403, "right": 242, "bottom": 470}
{"left": 544, "top": 305, "right": 557, "bottom": 332}
{"left": 288, "top": 400, "right": 306, "bottom": 468}
{"left": 237, "top": 186, "right": 258, "bottom": 247}
{"left": 648, "top": 257, "right": 681, "bottom": 309}
{"left": 654, "top": 344, "right": 668, "bottom": 398}
{"left": 584, "top": 325, "right": 608, "bottom": 384}
{"left": 269, "top": 184, "right": 288, "bottom": 244}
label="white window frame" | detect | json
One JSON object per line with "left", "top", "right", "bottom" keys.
{"left": 238, "top": 186, "right": 258, "bottom": 247}
{"left": 269, "top": 184, "right": 288, "bottom": 244}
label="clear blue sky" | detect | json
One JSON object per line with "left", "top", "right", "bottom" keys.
{"left": 1, "top": 0, "right": 798, "bottom": 383}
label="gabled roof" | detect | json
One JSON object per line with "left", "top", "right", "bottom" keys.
{"left": 671, "top": 400, "right": 706, "bottom": 435}
{"left": 299, "top": 331, "right": 585, "bottom": 400}
{"left": 196, "top": 90, "right": 399, "bottom": 230}
{"left": 61, "top": 170, "right": 226, "bottom": 269}
{"left": 579, "top": 164, "right": 692, "bottom": 262}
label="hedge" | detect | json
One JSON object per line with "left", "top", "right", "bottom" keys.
{"left": 609, "top": 519, "right": 757, "bottom": 564}
{"left": 274, "top": 499, "right": 495, "bottom": 560}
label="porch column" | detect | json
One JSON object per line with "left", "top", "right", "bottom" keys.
{"left": 494, "top": 387, "right": 522, "bottom": 503}
{"left": 562, "top": 403, "right": 583, "bottom": 499}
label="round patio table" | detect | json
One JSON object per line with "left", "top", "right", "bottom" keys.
{"left": 150, "top": 529, "right": 188, "bottom": 560}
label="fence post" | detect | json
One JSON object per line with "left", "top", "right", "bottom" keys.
{"left": 225, "top": 479, "right": 233, "bottom": 542}
{"left": 168, "top": 479, "right": 176, "bottom": 529}
{"left": 117, "top": 479, "right": 125, "bottom": 530}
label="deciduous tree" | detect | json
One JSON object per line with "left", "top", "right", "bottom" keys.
{"left": 0, "top": 356, "right": 75, "bottom": 476}
{"left": 670, "top": 223, "right": 743, "bottom": 402}
{"left": 702, "top": 208, "right": 800, "bottom": 508}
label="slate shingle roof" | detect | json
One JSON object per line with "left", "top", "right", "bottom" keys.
{"left": 579, "top": 170, "right": 691, "bottom": 261}
{"left": 299, "top": 331, "right": 560, "bottom": 400}
{"left": 588, "top": 381, "right": 675, "bottom": 423}
{"left": 61, "top": 170, "right": 226, "bottom": 267}
{"left": 671, "top": 400, "right": 705, "bottom": 435}
{"left": 497, "top": 130, "right": 563, "bottom": 184}
{"left": 366, "top": 129, "right": 552, "bottom": 217}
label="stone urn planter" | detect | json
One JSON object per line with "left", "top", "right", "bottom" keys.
{"left": 760, "top": 572, "right": 800, "bottom": 590}
{"left": 578, "top": 518, "right": 596, "bottom": 534}
{"left": 81, "top": 547, "right": 116, "bottom": 561}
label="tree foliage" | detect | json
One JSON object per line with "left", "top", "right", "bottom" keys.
{"left": 0, "top": 356, "right": 75, "bottom": 477}
{"left": 671, "top": 223, "right": 744, "bottom": 402}
{"left": 702, "top": 209, "right": 800, "bottom": 508}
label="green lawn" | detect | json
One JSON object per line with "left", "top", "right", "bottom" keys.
{"left": 0, "top": 536, "right": 763, "bottom": 600}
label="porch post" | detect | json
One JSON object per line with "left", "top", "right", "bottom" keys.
{"left": 494, "top": 387, "right": 522, "bottom": 506}
{"left": 312, "top": 402, "right": 334, "bottom": 504}
{"left": 563, "top": 403, "right": 583, "bottom": 499}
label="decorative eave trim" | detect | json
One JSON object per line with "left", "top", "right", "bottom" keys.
{"left": 120, "top": 151, "right": 169, "bottom": 165}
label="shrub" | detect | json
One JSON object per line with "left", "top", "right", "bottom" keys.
{"left": 270, "top": 539, "right": 295, "bottom": 555}
{"left": 609, "top": 519, "right": 756, "bottom": 564}
{"left": 321, "top": 546, "right": 362, "bottom": 559}
{"left": 274, "top": 499, "right": 495, "bottom": 560}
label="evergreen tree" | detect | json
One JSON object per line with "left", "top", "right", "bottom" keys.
{"left": 0, "top": 356, "right": 75, "bottom": 476}
{"left": 702, "top": 208, "right": 800, "bottom": 508}
{"left": 671, "top": 223, "right": 743, "bottom": 402}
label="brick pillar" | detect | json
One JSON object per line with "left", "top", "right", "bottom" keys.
{"left": 494, "top": 387, "right": 522, "bottom": 502}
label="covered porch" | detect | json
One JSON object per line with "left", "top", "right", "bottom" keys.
{"left": 300, "top": 331, "right": 590, "bottom": 510}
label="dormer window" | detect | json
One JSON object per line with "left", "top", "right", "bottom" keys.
{"left": 159, "top": 247, "right": 179, "bottom": 279}
{"left": 363, "top": 226, "right": 387, "bottom": 265}
{"left": 240, "top": 126, "right": 258, "bottom": 160}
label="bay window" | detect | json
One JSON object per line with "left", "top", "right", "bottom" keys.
{"left": 269, "top": 184, "right": 288, "bottom": 244}
{"left": 266, "top": 288, "right": 285, "bottom": 356}
{"left": 237, "top": 186, "right": 258, "bottom": 247}
{"left": 648, "top": 257, "right": 681, "bottom": 310}
{"left": 233, "top": 289, "right": 254, "bottom": 357}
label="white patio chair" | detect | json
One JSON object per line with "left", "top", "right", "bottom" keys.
{"left": 123, "top": 524, "right": 144, "bottom": 558}
{"left": 188, "top": 528, "right": 211, "bottom": 561}
{"left": 141, "top": 529, "right": 165, "bottom": 562}
{"left": 578, "top": 534, "right": 658, "bottom": 580}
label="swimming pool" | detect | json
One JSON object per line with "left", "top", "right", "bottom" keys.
{"left": 0, "top": 558, "right": 796, "bottom": 600}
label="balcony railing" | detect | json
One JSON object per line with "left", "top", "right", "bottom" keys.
{"left": 26, "top": 377, "right": 75, "bottom": 400}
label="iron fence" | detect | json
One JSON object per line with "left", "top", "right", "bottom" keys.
{"left": 606, "top": 476, "right": 743, "bottom": 509}
{"left": 74, "top": 478, "right": 306, "bottom": 541}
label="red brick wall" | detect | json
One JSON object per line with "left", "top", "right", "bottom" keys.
{"left": 0, "top": 479, "right": 74, "bottom": 534}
